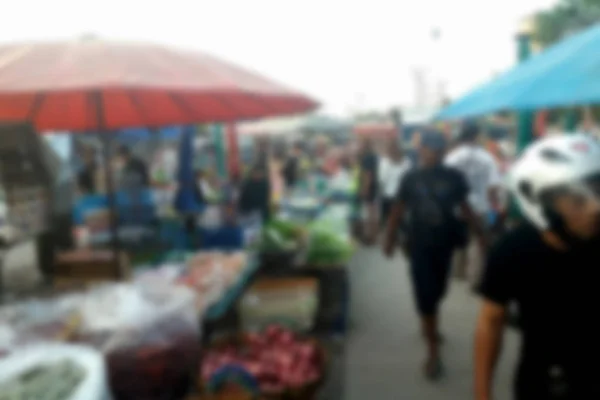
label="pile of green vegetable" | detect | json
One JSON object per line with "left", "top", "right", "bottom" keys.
{"left": 256, "top": 219, "right": 306, "bottom": 253}
{"left": 305, "top": 220, "right": 354, "bottom": 266}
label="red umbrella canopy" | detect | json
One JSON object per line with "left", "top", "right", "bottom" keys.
{"left": 0, "top": 39, "right": 319, "bottom": 132}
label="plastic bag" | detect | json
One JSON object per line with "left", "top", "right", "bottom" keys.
{"left": 76, "top": 283, "right": 199, "bottom": 353}
{"left": 77, "top": 283, "right": 200, "bottom": 400}
{"left": 0, "top": 294, "right": 82, "bottom": 354}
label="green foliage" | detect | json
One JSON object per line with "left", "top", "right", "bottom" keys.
{"left": 534, "top": 0, "right": 600, "bottom": 46}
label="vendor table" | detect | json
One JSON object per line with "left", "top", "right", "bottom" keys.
{"left": 197, "top": 260, "right": 349, "bottom": 399}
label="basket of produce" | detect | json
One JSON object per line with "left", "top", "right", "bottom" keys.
{"left": 199, "top": 325, "right": 327, "bottom": 400}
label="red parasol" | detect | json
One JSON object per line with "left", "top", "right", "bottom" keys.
{"left": 0, "top": 38, "right": 318, "bottom": 132}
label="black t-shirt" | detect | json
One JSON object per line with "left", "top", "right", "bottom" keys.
{"left": 397, "top": 165, "right": 468, "bottom": 249}
{"left": 480, "top": 224, "right": 600, "bottom": 396}
{"left": 360, "top": 151, "right": 378, "bottom": 197}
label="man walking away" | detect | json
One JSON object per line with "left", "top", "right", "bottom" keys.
{"left": 384, "top": 130, "right": 485, "bottom": 380}
{"left": 445, "top": 121, "right": 501, "bottom": 287}
{"left": 475, "top": 134, "right": 600, "bottom": 400}
{"left": 359, "top": 138, "right": 379, "bottom": 244}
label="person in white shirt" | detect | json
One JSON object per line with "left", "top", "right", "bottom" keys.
{"left": 379, "top": 140, "right": 411, "bottom": 227}
{"left": 444, "top": 122, "right": 502, "bottom": 287}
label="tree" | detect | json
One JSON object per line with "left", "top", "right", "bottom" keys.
{"left": 534, "top": 0, "right": 600, "bottom": 46}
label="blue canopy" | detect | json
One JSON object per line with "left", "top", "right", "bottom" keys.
{"left": 437, "top": 23, "right": 600, "bottom": 120}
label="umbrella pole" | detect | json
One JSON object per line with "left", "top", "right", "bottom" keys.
{"left": 93, "top": 92, "right": 122, "bottom": 275}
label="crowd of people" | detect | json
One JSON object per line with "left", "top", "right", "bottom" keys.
{"left": 265, "top": 123, "right": 600, "bottom": 399}
{"left": 70, "top": 122, "right": 600, "bottom": 399}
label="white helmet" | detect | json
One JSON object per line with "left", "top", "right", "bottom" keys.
{"left": 509, "top": 133, "right": 600, "bottom": 229}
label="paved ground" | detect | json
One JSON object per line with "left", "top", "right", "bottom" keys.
{"left": 344, "top": 247, "right": 519, "bottom": 400}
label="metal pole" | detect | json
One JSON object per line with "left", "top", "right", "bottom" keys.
{"left": 563, "top": 108, "right": 579, "bottom": 132}
{"left": 516, "top": 32, "right": 534, "bottom": 153}
{"left": 212, "top": 124, "right": 228, "bottom": 180}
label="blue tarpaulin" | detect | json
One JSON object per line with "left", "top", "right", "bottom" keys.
{"left": 437, "top": 23, "right": 600, "bottom": 120}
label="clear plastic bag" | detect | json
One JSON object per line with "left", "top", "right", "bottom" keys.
{"left": 0, "top": 294, "right": 82, "bottom": 354}
{"left": 75, "top": 283, "right": 199, "bottom": 353}
{"left": 76, "top": 283, "right": 201, "bottom": 400}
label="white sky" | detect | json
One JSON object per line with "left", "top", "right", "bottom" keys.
{"left": 3, "top": 0, "right": 558, "bottom": 116}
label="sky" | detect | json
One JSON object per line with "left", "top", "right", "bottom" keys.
{"left": 3, "top": 0, "right": 558, "bottom": 116}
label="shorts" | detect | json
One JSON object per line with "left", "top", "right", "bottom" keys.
{"left": 409, "top": 246, "right": 454, "bottom": 316}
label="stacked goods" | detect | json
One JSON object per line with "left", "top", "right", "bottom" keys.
{"left": 200, "top": 325, "right": 325, "bottom": 398}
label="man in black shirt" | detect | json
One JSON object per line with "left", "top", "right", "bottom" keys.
{"left": 384, "top": 130, "right": 485, "bottom": 380}
{"left": 475, "top": 134, "right": 600, "bottom": 399}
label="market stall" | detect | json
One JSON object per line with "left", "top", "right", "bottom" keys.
{"left": 0, "top": 37, "right": 336, "bottom": 400}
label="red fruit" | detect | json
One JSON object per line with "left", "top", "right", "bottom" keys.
{"left": 295, "top": 343, "right": 318, "bottom": 363}
{"left": 277, "top": 330, "right": 295, "bottom": 346}
{"left": 286, "top": 371, "right": 305, "bottom": 388}
{"left": 261, "top": 364, "right": 278, "bottom": 380}
{"left": 264, "top": 325, "right": 284, "bottom": 341}
{"left": 243, "top": 360, "right": 261, "bottom": 377}
{"left": 277, "top": 352, "right": 295, "bottom": 370}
